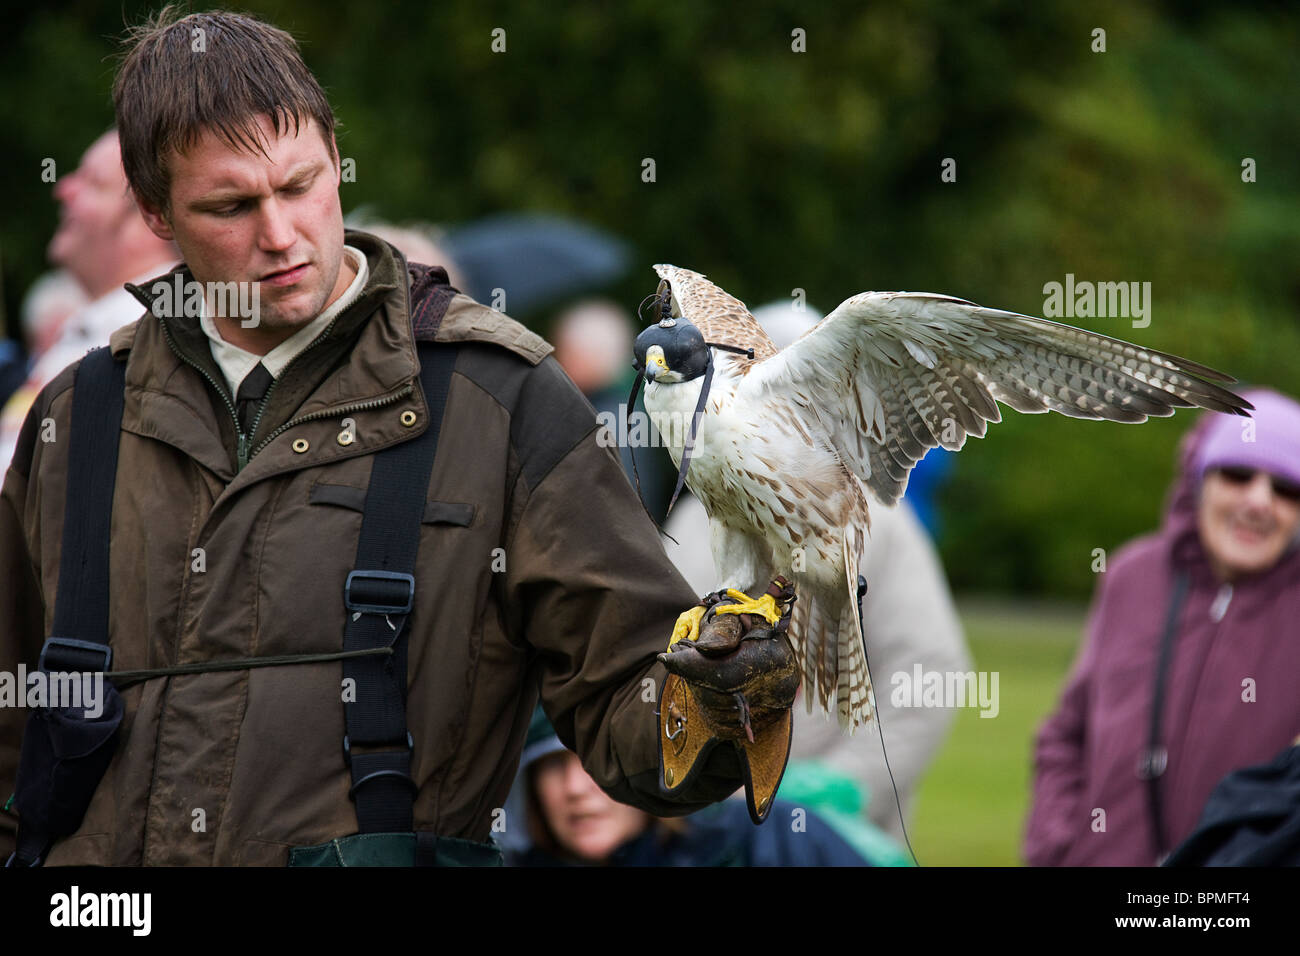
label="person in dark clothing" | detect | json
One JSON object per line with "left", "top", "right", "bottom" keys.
{"left": 505, "top": 708, "right": 872, "bottom": 867}
{"left": 0, "top": 340, "right": 24, "bottom": 412}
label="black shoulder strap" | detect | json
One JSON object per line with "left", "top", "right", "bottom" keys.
{"left": 41, "top": 347, "right": 126, "bottom": 674}
{"left": 342, "top": 342, "right": 458, "bottom": 840}
{"left": 9, "top": 348, "right": 126, "bottom": 867}
{"left": 1140, "top": 569, "right": 1190, "bottom": 862}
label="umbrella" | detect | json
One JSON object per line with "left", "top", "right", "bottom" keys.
{"left": 444, "top": 213, "right": 630, "bottom": 315}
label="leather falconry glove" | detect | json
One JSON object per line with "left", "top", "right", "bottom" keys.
{"left": 657, "top": 577, "right": 799, "bottom": 823}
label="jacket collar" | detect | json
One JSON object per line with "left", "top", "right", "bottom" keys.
{"left": 111, "top": 230, "right": 425, "bottom": 484}
{"left": 117, "top": 230, "right": 406, "bottom": 391}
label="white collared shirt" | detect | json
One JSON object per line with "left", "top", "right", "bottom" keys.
{"left": 200, "top": 245, "right": 369, "bottom": 399}
{"left": 0, "top": 261, "right": 180, "bottom": 470}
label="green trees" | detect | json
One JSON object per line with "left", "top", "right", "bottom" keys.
{"left": 4, "top": 1, "right": 1295, "bottom": 595}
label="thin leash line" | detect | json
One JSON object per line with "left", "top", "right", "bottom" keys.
{"left": 857, "top": 573, "right": 921, "bottom": 866}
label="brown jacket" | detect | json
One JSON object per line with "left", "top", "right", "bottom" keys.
{"left": 0, "top": 231, "right": 740, "bottom": 865}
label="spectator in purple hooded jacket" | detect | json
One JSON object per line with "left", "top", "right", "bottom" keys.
{"left": 1024, "top": 388, "right": 1300, "bottom": 866}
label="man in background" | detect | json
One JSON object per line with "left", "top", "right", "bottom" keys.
{"left": 0, "top": 130, "right": 177, "bottom": 469}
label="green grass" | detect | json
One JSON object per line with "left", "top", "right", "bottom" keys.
{"left": 907, "top": 597, "right": 1085, "bottom": 866}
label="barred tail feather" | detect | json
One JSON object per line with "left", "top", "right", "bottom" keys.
{"left": 788, "top": 583, "right": 836, "bottom": 718}
{"left": 766, "top": 533, "right": 875, "bottom": 731}
{"left": 838, "top": 530, "right": 874, "bottom": 732}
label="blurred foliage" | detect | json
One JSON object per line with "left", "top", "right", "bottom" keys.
{"left": 2, "top": 0, "right": 1296, "bottom": 596}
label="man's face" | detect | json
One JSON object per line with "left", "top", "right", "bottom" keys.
{"left": 1197, "top": 467, "right": 1300, "bottom": 581}
{"left": 138, "top": 113, "right": 347, "bottom": 342}
{"left": 532, "top": 750, "right": 650, "bottom": 863}
{"left": 48, "top": 131, "right": 134, "bottom": 295}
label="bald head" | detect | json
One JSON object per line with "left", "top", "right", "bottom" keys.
{"left": 553, "top": 300, "right": 634, "bottom": 393}
{"left": 48, "top": 130, "right": 176, "bottom": 299}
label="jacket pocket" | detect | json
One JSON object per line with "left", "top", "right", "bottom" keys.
{"left": 286, "top": 832, "right": 503, "bottom": 866}
{"left": 10, "top": 682, "right": 127, "bottom": 863}
{"left": 309, "top": 482, "right": 475, "bottom": 526}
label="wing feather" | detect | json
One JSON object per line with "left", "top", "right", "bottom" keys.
{"left": 746, "top": 291, "right": 1252, "bottom": 505}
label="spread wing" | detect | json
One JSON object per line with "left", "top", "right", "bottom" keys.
{"left": 744, "top": 291, "right": 1253, "bottom": 505}
{"left": 654, "top": 263, "right": 777, "bottom": 376}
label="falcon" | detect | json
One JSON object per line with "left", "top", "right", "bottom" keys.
{"left": 633, "top": 264, "right": 1251, "bottom": 732}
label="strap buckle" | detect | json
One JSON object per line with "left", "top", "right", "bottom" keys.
{"left": 344, "top": 570, "right": 415, "bottom": 615}
{"left": 342, "top": 731, "right": 414, "bottom": 767}
{"left": 343, "top": 732, "right": 418, "bottom": 799}
{"left": 37, "top": 637, "right": 112, "bottom": 674}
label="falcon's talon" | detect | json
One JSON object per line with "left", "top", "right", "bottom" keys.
{"left": 668, "top": 605, "right": 707, "bottom": 650}
{"left": 714, "top": 590, "right": 782, "bottom": 626}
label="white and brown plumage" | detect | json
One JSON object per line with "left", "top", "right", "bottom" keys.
{"left": 636, "top": 264, "right": 1251, "bottom": 733}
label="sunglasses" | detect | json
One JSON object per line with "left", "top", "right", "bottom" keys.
{"left": 1216, "top": 466, "right": 1300, "bottom": 503}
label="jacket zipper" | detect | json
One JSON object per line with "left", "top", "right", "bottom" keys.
{"left": 156, "top": 314, "right": 252, "bottom": 466}
{"left": 241, "top": 298, "right": 422, "bottom": 458}
{"left": 158, "top": 308, "right": 413, "bottom": 470}
{"left": 249, "top": 383, "right": 415, "bottom": 458}
{"left": 240, "top": 310, "right": 345, "bottom": 467}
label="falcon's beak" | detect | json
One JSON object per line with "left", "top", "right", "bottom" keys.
{"left": 645, "top": 350, "right": 669, "bottom": 383}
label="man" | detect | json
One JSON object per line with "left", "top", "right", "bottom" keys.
{"left": 0, "top": 9, "right": 789, "bottom": 866}
{"left": 1024, "top": 388, "right": 1300, "bottom": 865}
{"left": 0, "top": 131, "right": 177, "bottom": 469}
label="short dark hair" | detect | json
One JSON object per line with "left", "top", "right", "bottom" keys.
{"left": 113, "top": 5, "right": 337, "bottom": 214}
